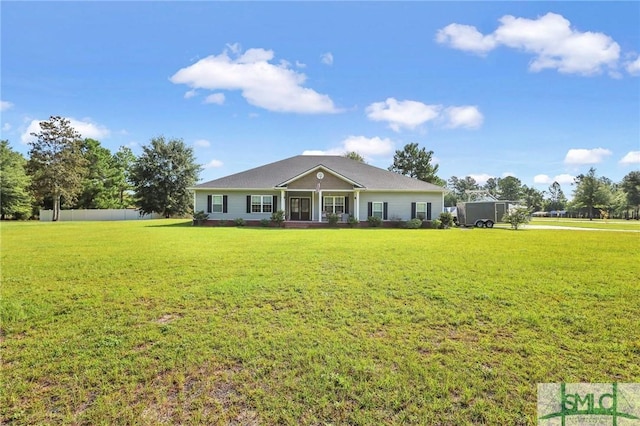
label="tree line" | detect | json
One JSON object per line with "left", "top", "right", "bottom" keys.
{"left": 2, "top": 117, "right": 639, "bottom": 221}
{"left": 1, "top": 116, "right": 200, "bottom": 221}
{"left": 385, "top": 143, "right": 640, "bottom": 220}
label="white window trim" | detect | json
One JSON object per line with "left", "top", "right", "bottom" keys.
{"left": 372, "top": 201, "right": 384, "bottom": 219}
{"left": 323, "top": 196, "right": 345, "bottom": 214}
{"left": 251, "top": 195, "right": 273, "bottom": 213}
{"left": 415, "top": 202, "right": 427, "bottom": 220}
{"left": 212, "top": 195, "right": 223, "bottom": 213}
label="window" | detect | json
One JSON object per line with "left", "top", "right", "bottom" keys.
{"left": 251, "top": 195, "right": 273, "bottom": 213}
{"left": 372, "top": 202, "right": 384, "bottom": 219}
{"left": 411, "top": 201, "right": 431, "bottom": 220}
{"left": 207, "top": 194, "right": 227, "bottom": 213}
{"left": 416, "top": 202, "right": 427, "bottom": 220}
{"left": 212, "top": 195, "right": 223, "bottom": 213}
{"left": 324, "top": 196, "right": 345, "bottom": 214}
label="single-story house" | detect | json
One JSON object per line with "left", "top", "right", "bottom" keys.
{"left": 191, "top": 155, "right": 447, "bottom": 224}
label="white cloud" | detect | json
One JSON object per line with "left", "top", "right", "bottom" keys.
{"left": 2, "top": 123, "right": 12, "bottom": 132}
{"left": 170, "top": 46, "right": 339, "bottom": 114}
{"left": 204, "top": 159, "right": 223, "bottom": 168}
{"left": 366, "top": 98, "right": 441, "bottom": 132}
{"left": 468, "top": 173, "right": 494, "bottom": 185}
{"left": 534, "top": 174, "right": 552, "bottom": 184}
{"left": 295, "top": 60, "right": 306, "bottom": 68}
{"left": 321, "top": 52, "right": 334, "bottom": 66}
{"left": 534, "top": 174, "right": 575, "bottom": 185}
{"left": 204, "top": 93, "right": 225, "bottom": 105}
{"left": 184, "top": 89, "right": 198, "bottom": 99}
{"left": 619, "top": 151, "right": 640, "bottom": 165}
{"left": 303, "top": 135, "right": 395, "bottom": 159}
{"left": 366, "top": 98, "right": 484, "bottom": 132}
{"left": 1, "top": 101, "right": 14, "bottom": 112}
{"left": 437, "top": 12, "right": 621, "bottom": 76}
{"left": 193, "top": 139, "right": 211, "bottom": 148}
{"left": 226, "top": 42, "right": 241, "bottom": 55}
{"left": 302, "top": 148, "right": 344, "bottom": 156}
{"left": 564, "top": 148, "right": 612, "bottom": 165}
{"left": 444, "top": 106, "right": 484, "bottom": 129}
{"left": 436, "top": 23, "right": 497, "bottom": 55}
{"left": 626, "top": 56, "right": 640, "bottom": 76}
{"left": 343, "top": 135, "right": 394, "bottom": 157}
{"left": 21, "top": 117, "right": 110, "bottom": 144}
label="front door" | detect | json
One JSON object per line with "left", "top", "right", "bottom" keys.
{"left": 300, "top": 198, "right": 310, "bottom": 221}
{"left": 290, "top": 197, "right": 311, "bottom": 221}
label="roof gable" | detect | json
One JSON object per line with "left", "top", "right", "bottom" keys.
{"left": 277, "top": 165, "right": 364, "bottom": 188}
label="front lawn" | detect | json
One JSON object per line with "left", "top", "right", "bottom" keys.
{"left": 1, "top": 220, "right": 638, "bottom": 424}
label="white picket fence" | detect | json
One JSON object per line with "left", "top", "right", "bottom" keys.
{"left": 39, "top": 209, "right": 162, "bottom": 222}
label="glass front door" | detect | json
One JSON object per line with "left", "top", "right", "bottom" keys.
{"left": 290, "top": 197, "right": 311, "bottom": 221}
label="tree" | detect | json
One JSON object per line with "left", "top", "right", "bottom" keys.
{"left": 112, "top": 146, "right": 136, "bottom": 208}
{"left": 497, "top": 176, "right": 523, "bottom": 201}
{"left": 502, "top": 206, "right": 531, "bottom": 230}
{"left": 521, "top": 185, "right": 544, "bottom": 212}
{"left": 0, "top": 140, "right": 33, "bottom": 219}
{"left": 448, "top": 176, "right": 479, "bottom": 203}
{"left": 131, "top": 136, "right": 201, "bottom": 217}
{"left": 389, "top": 143, "right": 441, "bottom": 184}
{"left": 621, "top": 171, "right": 640, "bottom": 219}
{"left": 483, "top": 178, "right": 499, "bottom": 198}
{"left": 572, "top": 168, "right": 610, "bottom": 220}
{"left": 343, "top": 151, "right": 365, "bottom": 163}
{"left": 26, "top": 116, "right": 88, "bottom": 221}
{"left": 544, "top": 181, "right": 568, "bottom": 212}
{"left": 75, "top": 138, "right": 118, "bottom": 209}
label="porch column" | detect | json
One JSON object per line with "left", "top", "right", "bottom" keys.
{"left": 354, "top": 190, "right": 360, "bottom": 221}
{"left": 280, "top": 189, "right": 286, "bottom": 218}
{"left": 318, "top": 190, "right": 323, "bottom": 222}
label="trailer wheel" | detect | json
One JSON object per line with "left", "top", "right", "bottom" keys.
{"left": 485, "top": 220, "right": 494, "bottom": 228}
{"left": 475, "top": 220, "right": 485, "bottom": 228}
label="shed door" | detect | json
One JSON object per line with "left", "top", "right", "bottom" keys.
{"left": 496, "top": 203, "right": 506, "bottom": 222}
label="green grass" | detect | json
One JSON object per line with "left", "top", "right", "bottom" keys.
{"left": 1, "top": 220, "right": 639, "bottom": 425}
{"left": 531, "top": 217, "right": 640, "bottom": 230}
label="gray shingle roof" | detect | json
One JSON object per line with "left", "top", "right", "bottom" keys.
{"left": 194, "top": 155, "right": 446, "bottom": 192}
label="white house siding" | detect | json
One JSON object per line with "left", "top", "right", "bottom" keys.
{"left": 195, "top": 190, "right": 443, "bottom": 222}
{"left": 195, "top": 191, "right": 283, "bottom": 221}
{"left": 357, "top": 192, "right": 443, "bottom": 222}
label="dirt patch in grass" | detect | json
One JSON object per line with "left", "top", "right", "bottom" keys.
{"left": 137, "top": 362, "right": 258, "bottom": 425}
{"left": 156, "top": 313, "right": 182, "bottom": 324}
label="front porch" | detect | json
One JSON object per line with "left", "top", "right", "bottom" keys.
{"left": 279, "top": 189, "right": 359, "bottom": 223}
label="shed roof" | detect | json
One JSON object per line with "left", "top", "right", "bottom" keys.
{"left": 194, "top": 155, "right": 446, "bottom": 192}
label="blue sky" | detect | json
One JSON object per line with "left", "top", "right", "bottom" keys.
{"left": 2, "top": 2, "right": 639, "bottom": 191}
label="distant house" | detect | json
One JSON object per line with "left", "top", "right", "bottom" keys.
{"left": 191, "top": 155, "right": 447, "bottom": 225}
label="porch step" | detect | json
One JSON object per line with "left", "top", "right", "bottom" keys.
{"left": 284, "top": 221, "right": 327, "bottom": 229}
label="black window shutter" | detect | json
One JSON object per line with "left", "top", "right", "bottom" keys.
{"left": 367, "top": 202, "right": 372, "bottom": 217}
{"left": 344, "top": 196, "right": 349, "bottom": 214}
{"left": 223, "top": 195, "right": 228, "bottom": 213}
{"left": 246, "top": 195, "right": 251, "bottom": 213}
{"left": 383, "top": 202, "right": 388, "bottom": 220}
{"left": 427, "top": 203, "right": 432, "bottom": 220}
{"left": 273, "top": 195, "right": 278, "bottom": 210}
{"left": 411, "top": 202, "right": 416, "bottom": 219}
{"left": 207, "top": 195, "right": 212, "bottom": 213}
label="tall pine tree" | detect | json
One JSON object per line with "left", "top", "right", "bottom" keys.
{"left": 26, "top": 116, "right": 88, "bottom": 221}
